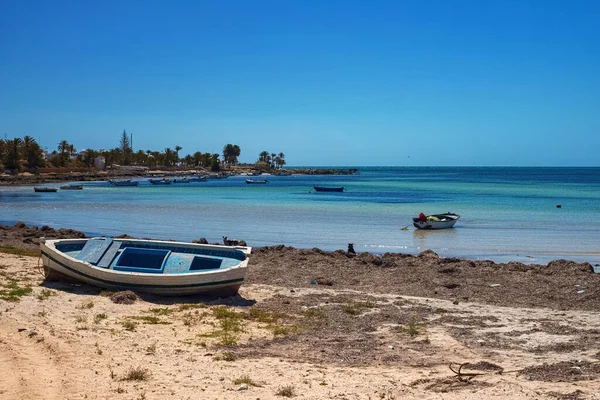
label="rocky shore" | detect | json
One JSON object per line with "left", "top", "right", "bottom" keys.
{"left": 0, "top": 167, "right": 358, "bottom": 186}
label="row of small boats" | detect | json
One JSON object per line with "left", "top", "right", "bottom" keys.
{"left": 34, "top": 185, "right": 83, "bottom": 192}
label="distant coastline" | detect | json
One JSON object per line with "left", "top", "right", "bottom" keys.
{"left": 0, "top": 166, "right": 359, "bottom": 186}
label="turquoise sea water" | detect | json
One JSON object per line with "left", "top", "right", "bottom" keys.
{"left": 1, "top": 167, "right": 599, "bottom": 264}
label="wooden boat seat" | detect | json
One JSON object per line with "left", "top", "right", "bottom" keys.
{"left": 78, "top": 238, "right": 114, "bottom": 265}
{"left": 97, "top": 241, "right": 123, "bottom": 268}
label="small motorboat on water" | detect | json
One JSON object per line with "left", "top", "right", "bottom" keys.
{"left": 149, "top": 178, "right": 172, "bottom": 185}
{"left": 109, "top": 179, "right": 139, "bottom": 187}
{"left": 245, "top": 179, "right": 268, "bottom": 184}
{"left": 60, "top": 184, "right": 83, "bottom": 190}
{"left": 34, "top": 187, "right": 58, "bottom": 192}
{"left": 413, "top": 212, "right": 460, "bottom": 230}
{"left": 313, "top": 186, "right": 345, "bottom": 192}
{"left": 41, "top": 237, "right": 251, "bottom": 296}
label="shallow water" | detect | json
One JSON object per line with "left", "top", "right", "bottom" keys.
{"left": 2, "top": 167, "right": 600, "bottom": 264}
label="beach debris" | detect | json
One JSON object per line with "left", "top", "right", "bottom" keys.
{"left": 236, "top": 384, "right": 249, "bottom": 391}
{"left": 576, "top": 290, "right": 585, "bottom": 295}
{"left": 312, "top": 276, "right": 334, "bottom": 286}
{"left": 110, "top": 290, "right": 138, "bottom": 305}
{"left": 222, "top": 236, "right": 246, "bottom": 246}
{"left": 488, "top": 283, "right": 501, "bottom": 287}
{"left": 449, "top": 363, "right": 488, "bottom": 382}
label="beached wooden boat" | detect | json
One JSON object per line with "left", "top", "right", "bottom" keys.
{"left": 245, "top": 179, "right": 268, "bottom": 184}
{"left": 413, "top": 212, "right": 460, "bottom": 230}
{"left": 41, "top": 238, "right": 251, "bottom": 296}
{"left": 60, "top": 184, "right": 83, "bottom": 190}
{"left": 34, "top": 187, "right": 58, "bottom": 192}
{"left": 313, "top": 186, "right": 344, "bottom": 192}
{"left": 109, "top": 179, "right": 139, "bottom": 187}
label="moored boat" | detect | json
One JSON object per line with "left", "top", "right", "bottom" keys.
{"left": 60, "top": 184, "right": 83, "bottom": 190}
{"left": 245, "top": 179, "right": 268, "bottom": 184}
{"left": 109, "top": 179, "right": 139, "bottom": 187}
{"left": 34, "top": 187, "right": 58, "bottom": 192}
{"left": 313, "top": 186, "right": 344, "bottom": 192}
{"left": 41, "top": 237, "right": 251, "bottom": 296}
{"left": 149, "top": 178, "right": 172, "bottom": 185}
{"left": 413, "top": 212, "right": 460, "bottom": 230}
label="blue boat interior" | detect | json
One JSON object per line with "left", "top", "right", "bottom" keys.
{"left": 56, "top": 238, "right": 245, "bottom": 274}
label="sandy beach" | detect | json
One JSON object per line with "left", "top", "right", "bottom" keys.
{"left": 1, "top": 223, "right": 600, "bottom": 399}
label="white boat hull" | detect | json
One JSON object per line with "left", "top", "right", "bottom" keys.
{"left": 412, "top": 213, "right": 460, "bottom": 230}
{"left": 41, "top": 239, "right": 250, "bottom": 296}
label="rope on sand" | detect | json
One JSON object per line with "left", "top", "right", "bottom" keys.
{"left": 37, "top": 255, "right": 45, "bottom": 278}
{"left": 449, "top": 359, "right": 600, "bottom": 381}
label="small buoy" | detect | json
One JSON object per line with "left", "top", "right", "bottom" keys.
{"left": 556, "top": 204, "right": 562, "bottom": 208}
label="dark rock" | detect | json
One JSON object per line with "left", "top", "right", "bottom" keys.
{"left": 110, "top": 291, "right": 138, "bottom": 305}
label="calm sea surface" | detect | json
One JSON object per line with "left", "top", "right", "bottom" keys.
{"left": 1, "top": 167, "right": 599, "bottom": 264}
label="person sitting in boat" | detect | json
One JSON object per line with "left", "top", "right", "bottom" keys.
{"left": 418, "top": 212, "right": 427, "bottom": 222}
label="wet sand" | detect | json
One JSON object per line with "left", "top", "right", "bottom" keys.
{"left": 1, "top": 222, "right": 599, "bottom": 399}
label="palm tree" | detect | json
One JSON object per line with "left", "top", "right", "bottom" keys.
{"left": 57, "top": 140, "right": 70, "bottom": 156}
{"left": 174, "top": 145, "right": 182, "bottom": 165}
{"left": 4, "top": 138, "right": 22, "bottom": 171}
{"left": 23, "top": 137, "right": 45, "bottom": 169}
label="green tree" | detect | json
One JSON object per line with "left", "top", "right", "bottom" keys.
{"left": 210, "top": 153, "right": 220, "bottom": 172}
{"left": 56, "top": 140, "right": 71, "bottom": 167}
{"left": 4, "top": 138, "right": 22, "bottom": 171}
{"left": 119, "top": 130, "right": 132, "bottom": 165}
{"left": 22, "top": 136, "right": 45, "bottom": 169}
{"left": 174, "top": 145, "right": 182, "bottom": 165}
{"left": 222, "top": 144, "right": 241, "bottom": 165}
{"left": 82, "top": 149, "right": 98, "bottom": 167}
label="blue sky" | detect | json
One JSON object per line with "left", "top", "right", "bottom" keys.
{"left": 1, "top": 0, "right": 599, "bottom": 166}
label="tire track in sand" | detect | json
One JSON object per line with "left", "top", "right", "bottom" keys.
{"left": 0, "top": 322, "right": 66, "bottom": 400}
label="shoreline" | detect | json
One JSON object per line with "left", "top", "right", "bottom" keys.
{"left": 2, "top": 219, "right": 598, "bottom": 266}
{"left": 1, "top": 222, "right": 600, "bottom": 399}
{"left": 0, "top": 167, "right": 358, "bottom": 186}
{"left": 2, "top": 221, "right": 599, "bottom": 311}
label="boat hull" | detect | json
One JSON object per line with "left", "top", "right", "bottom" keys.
{"left": 34, "top": 187, "right": 58, "bottom": 192}
{"left": 412, "top": 213, "right": 460, "bottom": 230}
{"left": 41, "top": 239, "right": 250, "bottom": 296}
{"left": 314, "top": 186, "right": 344, "bottom": 192}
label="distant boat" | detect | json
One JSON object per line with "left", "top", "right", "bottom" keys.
{"left": 246, "top": 179, "right": 268, "bottom": 184}
{"left": 313, "top": 186, "right": 344, "bottom": 192}
{"left": 34, "top": 187, "right": 58, "bottom": 193}
{"left": 149, "top": 178, "right": 171, "bottom": 185}
{"left": 60, "top": 184, "right": 83, "bottom": 190}
{"left": 413, "top": 212, "right": 460, "bottom": 230}
{"left": 188, "top": 175, "right": 208, "bottom": 182}
{"left": 41, "top": 237, "right": 251, "bottom": 297}
{"left": 110, "top": 179, "right": 139, "bottom": 187}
